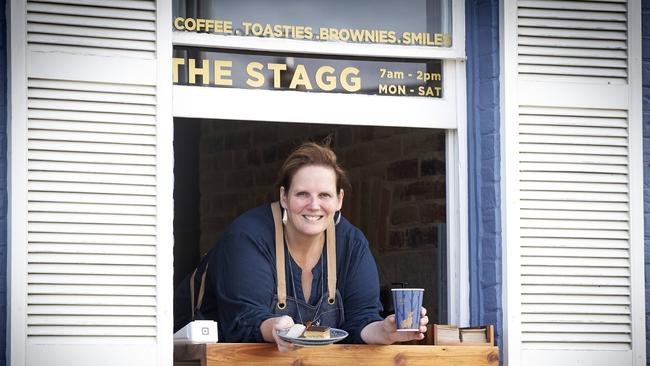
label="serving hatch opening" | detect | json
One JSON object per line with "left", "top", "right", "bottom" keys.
{"left": 172, "top": 117, "right": 447, "bottom": 328}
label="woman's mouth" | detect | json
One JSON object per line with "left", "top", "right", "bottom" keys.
{"left": 303, "top": 215, "right": 323, "bottom": 222}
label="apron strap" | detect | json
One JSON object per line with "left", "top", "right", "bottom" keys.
{"left": 271, "top": 202, "right": 287, "bottom": 309}
{"left": 271, "top": 201, "right": 338, "bottom": 308}
{"left": 190, "top": 263, "right": 209, "bottom": 320}
{"left": 326, "top": 222, "right": 337, "bottom": 305}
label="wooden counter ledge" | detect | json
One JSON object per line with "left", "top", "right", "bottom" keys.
{"left": 175, "top": 343, "right": 499, "bottom": 366}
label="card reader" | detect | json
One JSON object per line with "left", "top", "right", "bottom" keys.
{"left": 173, "top": 320, "right": 219, "bottom": 344}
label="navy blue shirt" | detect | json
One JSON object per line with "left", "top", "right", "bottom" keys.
{"left": 200, "top": 204, "right": 383, "bottom": 343}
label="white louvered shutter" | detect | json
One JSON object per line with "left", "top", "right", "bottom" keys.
{"left": 11, "top": 1, "right": 172, "bottom": 366}
{"left": 505, "top": 0, "right": 645, "bottom": 365}
{"left": 518, "top": 0, "right": 628, "bottom": 84}
{"left": 26, "top": 0, "right": 157, "bottom": 58}
{"left": 27, "top": 79, "right": 157, "bottom": 337}
{"left": 518, "top": 106, "right": 633, "bottom": 351}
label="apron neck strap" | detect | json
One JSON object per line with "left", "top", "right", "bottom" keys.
{"left": 326, "top": 222, "right": 336, "bottom": 305}
{"left": 271, "top": 202, "right": 287, "bottom": 309}
{"left": 271, "top": 201, "right": 338, "bottom": 309}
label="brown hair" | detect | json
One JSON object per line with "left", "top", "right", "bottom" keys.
{"left": 276, "top": 142, "right": 349, "bottom": 194}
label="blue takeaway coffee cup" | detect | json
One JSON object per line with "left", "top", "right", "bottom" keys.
{"left": 391, "top": 288, "right": 424, "bottom": 331}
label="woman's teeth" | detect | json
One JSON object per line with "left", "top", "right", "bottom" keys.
{"left": 304, "top": 215, "right": 322, "bottom": 222}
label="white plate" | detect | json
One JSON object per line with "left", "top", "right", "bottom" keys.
{"left": 277, "top": 328, "right": 348, "bottom": 347}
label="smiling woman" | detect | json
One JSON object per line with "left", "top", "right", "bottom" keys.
{"left": 174, "top": 140, "right": 429, "bottom": 353}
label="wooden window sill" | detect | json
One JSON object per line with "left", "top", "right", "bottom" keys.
{"left": 174, "top": 343, "right": 499, "bottom": 366}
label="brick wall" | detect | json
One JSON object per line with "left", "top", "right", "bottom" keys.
{"left": 195, "top": 119, "right": 446, "bottom": 316}
{"left": 642, "top": 0, "right": 650, "bottom": 364}
{"left": 466, "top": 0, "right": 503, "bottom": 358}
{"left": 1, "top": 0, "right": 8, "bottom": 363}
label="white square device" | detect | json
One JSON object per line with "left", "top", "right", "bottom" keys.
{"left": 173, "top": 320, "right": 219, "bottom": 344}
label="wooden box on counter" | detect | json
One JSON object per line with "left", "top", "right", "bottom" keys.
{"left": 432, "top": 324, "right": 495, "bottom": 347}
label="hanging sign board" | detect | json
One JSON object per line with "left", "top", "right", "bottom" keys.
{"left": 173, "top": 47, "right": 443, "bottom": 98}
{"left": 172, "top": 0, "right": 453, "bottom": 47}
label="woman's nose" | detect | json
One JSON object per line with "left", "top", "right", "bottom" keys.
{"left": 307, "top": 196, "right": 320, "bottom": 209}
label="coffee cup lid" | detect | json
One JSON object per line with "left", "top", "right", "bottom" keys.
{"left": 391, "top": 288, "right": 424, "bottom": 291}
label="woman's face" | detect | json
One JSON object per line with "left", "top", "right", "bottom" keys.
{"left": 280, "top": 165, "right": 344, "bottom": 240}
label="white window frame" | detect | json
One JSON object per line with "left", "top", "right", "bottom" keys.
{"left": 6, "top": 1, "right": 468, "bottom": 365}
{"left": 170, "top": 0, "right": 469, "bottom": 327}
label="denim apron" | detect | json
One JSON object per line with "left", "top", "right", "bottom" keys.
{"left": 270, "top": 202, "right": 344, "bottom": 327}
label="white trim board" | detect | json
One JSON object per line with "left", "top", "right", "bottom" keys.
{"left": 501, "top": 0, "right": 522, "bottom": 363}
{"left": 173, "top": 85, "right": 457, "bottom": 129}
{"left": 9, "top": 0, "right": 30, "bottom": 364}
{"left": 624, "top": 0, "right": 646, "bottom": 363}
{"left": 156, "top": 0, "right": 175, "bottom": 365}
{"left": 446, "top": 58, "right": 470, "bottom": 327}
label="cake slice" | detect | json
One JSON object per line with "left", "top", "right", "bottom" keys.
{"left": 303, "top": 325, "right": 331, "bottom": 339}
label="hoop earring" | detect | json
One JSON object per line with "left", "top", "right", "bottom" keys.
{"left": 334, "top": 211, "right": 341, "bottom": 225}
{"left": 282, "top": 209, "right": 288, "bottom": 225}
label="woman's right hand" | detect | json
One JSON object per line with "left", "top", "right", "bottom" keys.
{"left": 262, "top": 315, "right": 299, "bottom": 352}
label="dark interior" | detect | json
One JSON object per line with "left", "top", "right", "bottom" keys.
{"left": 173, "top": 118, "right": 447, "bottom": 322}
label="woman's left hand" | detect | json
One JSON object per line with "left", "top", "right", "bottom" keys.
{"left": 381, "top": 307, "right": 429, "bottom": 343}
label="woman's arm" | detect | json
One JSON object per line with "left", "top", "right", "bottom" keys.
{"left": 213, "top": 230, "right": 277, "bottom": 342}
{"left": 338, "top": 231, "right": 429, "bottom": 344}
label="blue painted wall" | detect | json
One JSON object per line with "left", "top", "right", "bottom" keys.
{"left": 465, "top": 0, "right": 503, "bottom": 358}
{"left": 1, "top": 0, "right": 8, "bottom": 365}
{"left": 625, "top": 1, "right": 650, "bottom": 365}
